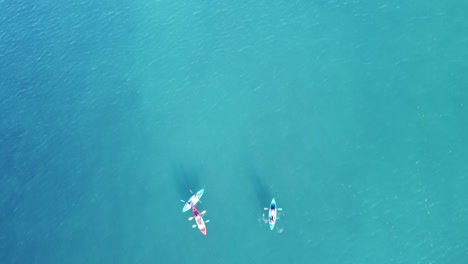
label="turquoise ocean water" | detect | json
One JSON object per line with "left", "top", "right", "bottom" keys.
{"left": 1, "top": 1, "right": 467, "bottom": 263}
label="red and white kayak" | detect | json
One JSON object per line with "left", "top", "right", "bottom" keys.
{"left": 189, "top": 205, "right": 208, "bottom": 235}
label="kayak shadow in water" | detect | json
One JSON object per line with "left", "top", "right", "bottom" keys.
{"left": 248, "top": 170, "right": 272, "bottom": 209}
{"left": 172, "top": 164, "right": 203, "bottom": 199}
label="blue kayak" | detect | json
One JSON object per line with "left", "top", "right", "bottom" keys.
{"left": 182, "top": 189, "right": 204, "bottom": 212}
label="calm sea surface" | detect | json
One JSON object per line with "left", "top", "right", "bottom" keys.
{"left": 1, "top": 1, "right": 467, "bottom": 263}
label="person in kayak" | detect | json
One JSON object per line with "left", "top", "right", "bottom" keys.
{"left": 270, "top": 203, "right": 276, "bottom": 223}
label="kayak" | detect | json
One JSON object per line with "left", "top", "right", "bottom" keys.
{"left": 182, "top": 189, "right": 204, "bottom": 212}
{"left": 268, "top": 198, "right": 277, "bottom": 230}
{"left": 191, "top": 205, "right": 207, "bottom": 235}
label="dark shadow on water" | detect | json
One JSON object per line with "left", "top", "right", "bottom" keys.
{"left": 248, "top": 169, "right": 272, "bottom": 209}
{"left": 172, "top": 164, "right": 203, "bottom": 200}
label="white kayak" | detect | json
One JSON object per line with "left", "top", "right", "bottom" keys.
{"left": 268, "top": 198, "right": 277, "bottom": 230}
{"left": 264, "top": 198, "right": 282, "bottom": 230}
